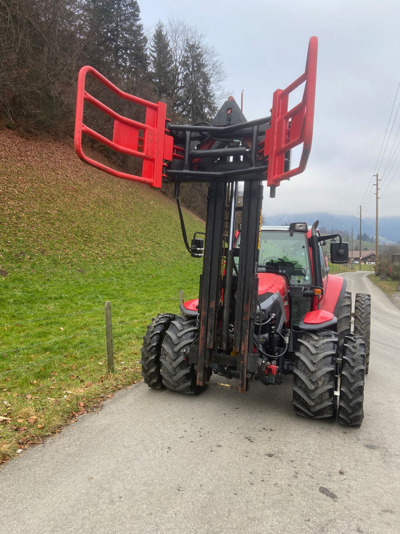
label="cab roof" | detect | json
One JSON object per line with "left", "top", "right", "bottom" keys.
{"left": 261, "top": 222, "right": 309, "bottom": 233}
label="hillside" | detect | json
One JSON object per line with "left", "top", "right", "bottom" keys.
{"left": 0, "top": 130, "right": 204, "bottom": 460}
{"left": 0, "top": 131, "right": 205, "bottom": 270}
{"left": 263, "top": 212, "right": 400, "bottom": 244}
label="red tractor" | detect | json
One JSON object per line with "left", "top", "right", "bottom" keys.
{"left": 74, "top": 37, "right": 371, "bottom": 426}
{"left": 142, "top": 222, "right": 370, "bottom": 427}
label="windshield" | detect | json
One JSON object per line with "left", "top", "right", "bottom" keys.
{"left": 258, "top": 230, "right": 311, "bottom": 285}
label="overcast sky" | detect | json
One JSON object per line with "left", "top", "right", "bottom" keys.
{"left": 140, "top": 0, "right": 400, "bottom": 220}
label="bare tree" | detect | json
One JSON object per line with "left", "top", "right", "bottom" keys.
{"left": 0, "top": 0, "right": 84, "bottom": 132}
{"left": 165, "top": 19, "right": 225, "bottom": 122}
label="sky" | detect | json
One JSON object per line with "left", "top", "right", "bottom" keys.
{"left": 139, "top": 0, "right": 400, "bottom": 220}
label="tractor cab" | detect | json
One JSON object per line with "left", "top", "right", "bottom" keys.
{"left": 253, "top": 222, "right": 349, "bottom": 327}
{"left": 257, "top": 225, "right": 311, "bottom": 286}
{"left": 256, "top": 224, "right": 313, "bottom": 327}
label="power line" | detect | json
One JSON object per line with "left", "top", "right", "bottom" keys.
{"left": 361, "top": 80, "right": 400, "bottom": 219}
{"left": 360, "top": 175, "right": 376, "bottom": 206}
{"left": 381, "top": 157, "right": 400, "bottom": 196}
{"left": 373, "top": 81, "right": 400, "bottom": 175}
{"left": 381, "top": 137, "right": 400, "bottom": 180}
{"left": 362, "top": 193, "right": 375, "bottom": 217}
{"left": 377, "top": 98, "right": 400, "bottom": 176}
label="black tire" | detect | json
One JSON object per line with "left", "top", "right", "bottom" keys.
{"left": 141, "top": 313, "right": 176, "bottom": 389}
{"left": 354, "top": 293, "right": 371, "bottom": 374}
{"left": 160, "top": 316, "right": 205, "bottom": 395}
{"left": 293, "top": 330, "right": 338, "bottom": 420}
{"left": 337, "top": 290, "right": 352, "bottom": 356}
{"left": 338, "top": 335, "right": 365, "bottom": 427}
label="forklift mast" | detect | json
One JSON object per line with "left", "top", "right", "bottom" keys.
{"left": 75, "top": 38, "right": 318, "bottom": 393}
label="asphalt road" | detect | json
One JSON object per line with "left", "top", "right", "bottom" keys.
{"left": 0, "top": 271, "right": 399, "bottom": 533}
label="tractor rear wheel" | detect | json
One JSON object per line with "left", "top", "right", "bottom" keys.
{"left": 337, "top": 290, "right": 352, "bottom": 356}
{"left": 338, "top": 335, "right": 365, "bottom": 427}
{"left": 160, "top": 316, "right": 205, "bottom": 395}
{"left": 354, "top": 293, "right": 371, "bottom": 374}
{"left": 293, "top": 330, "right": 338, "bottom": 420}
{"left": 141, "top": 313, "right": 176, "bottom": 389}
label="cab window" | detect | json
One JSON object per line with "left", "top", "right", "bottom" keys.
{"left": 258, "top": 230, "right": 311, "bottom": 285}
{"left": 319, "top": 243, "right": 328, "bottom": 278}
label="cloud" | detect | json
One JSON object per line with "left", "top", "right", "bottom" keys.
{"left": 140, "top": 0, "right": 400, "bottom": 216}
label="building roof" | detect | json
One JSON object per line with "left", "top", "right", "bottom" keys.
{"left": 349, "top": 250, "right": 376, "bottom": 259}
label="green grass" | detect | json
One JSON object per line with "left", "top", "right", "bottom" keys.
{"left": 328, "top": 263, "right": 373, "bottom": 274}
{"left": 0, "top": 131, "right": 204, "bottom": 461}
{"left": 367, "top": 273, "right": 399, "bottom": 296}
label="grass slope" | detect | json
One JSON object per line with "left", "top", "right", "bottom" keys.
{"left": 0, "top": 130, "right": 204, "bottom": 461}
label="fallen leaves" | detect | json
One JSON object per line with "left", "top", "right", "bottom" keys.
{"left": 1, "top": 127, "right": 197, "bottom": 464}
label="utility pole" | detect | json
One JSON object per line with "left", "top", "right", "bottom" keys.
{"left": 374, "top": 173, "right": 380, "bottom": 276}
{"left": 351, "top": 227, "right": 354, "bottom": 269}
{"left": 359, "top": 205, "right": 362, "bottom": 271}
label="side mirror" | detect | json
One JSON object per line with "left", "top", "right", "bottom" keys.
{"left": 190, "top": 233, "right": 205, "bottom": 258}
{"left": 330, "top": 241, "right": 349, "bottom": 264}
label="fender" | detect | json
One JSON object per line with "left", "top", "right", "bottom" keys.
{"left": 299, "top": 275, "right": 347, "bottom": 330}
{"left": 181, "top": 298, "right": 199, "bottom": 317}
{"left": 299, "top": 309, "right": 337, "bottom": 331}
{"left": 320, "top": 274, "right": 347, "bottom": 314}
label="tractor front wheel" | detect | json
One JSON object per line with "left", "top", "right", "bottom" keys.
{"left": 338, "top": 335, "right": 365, "bottom": 427}
{"left": 293, "top": 330, "right": 338, "bottom": 420}
{"left": 354, "top": 293, "right": 371, "bottom": 374}
{"left": 141, "top": 313, "right": 176, "bottom": 389}
{"left": 160, "top": 316, "right": 205, "bottom": 395}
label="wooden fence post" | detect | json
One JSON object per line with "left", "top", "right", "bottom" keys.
{"left": 105, "top": 301, "right": 114, "bottom": 373}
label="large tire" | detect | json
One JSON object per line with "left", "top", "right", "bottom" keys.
{"left": 160, "top": 316, "right": 205, "bottom": 395}
{"left": 338, "top": 335, "right": 365, "bottom": 427}
{"left": 337, "top": 290, "right": 352, "bottom": 356}
{"left": 141, "top": 313, "right": 176, "bottom": 389}
{"left": 354, "top": 293, "right": 371, "bottom": 374}
{"left": 293, "top": 330, "right": 338, "bottom": 420}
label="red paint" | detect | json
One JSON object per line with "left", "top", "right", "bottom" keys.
{"left": 263, "top": 37, "right": 318, "bottom": 188}
{"left": 182, "top": 299, "right": 198, "bottom": 313}
{"left": 303, "top": 309, "right": 335, "bottom": 325}
{"left": 258, "top": 273, "right": 290, "bottom": 324}
{"left": 75, "top": 66, "right": 173, "bottom": 188}
{"left": 183, "top": 273, "right": 291, "bottom": 321}
{"left": 258, "top": 273, "right": 288, "bottom": 298}
{"left": 75, "top": 38, "right": 317, "bottom": 192}
{"left": 318, "top": 274, "right": 344, "bottom": 314}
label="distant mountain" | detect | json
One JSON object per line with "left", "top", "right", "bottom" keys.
{"left": 262, "top": 212, "right": 400, "bottom": 244}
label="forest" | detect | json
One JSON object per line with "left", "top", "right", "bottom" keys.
{"left": 0, "top": 1, "right": 227, "bottom": 216}
{"left": 0, "top": 0, "right": 225, "bottom": 134}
